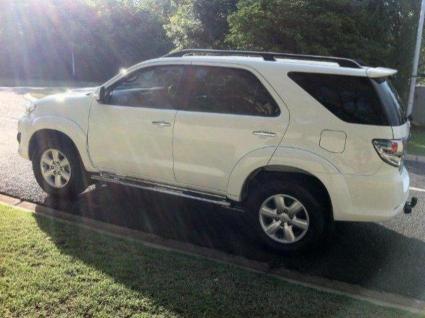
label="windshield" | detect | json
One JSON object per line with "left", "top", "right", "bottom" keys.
{"left": 373, "top": 79, "right": 406, "bottom": 126}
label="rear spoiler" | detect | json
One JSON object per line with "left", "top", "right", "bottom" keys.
{"left": 366, "top": 67, "right": 398, "bottom": 78}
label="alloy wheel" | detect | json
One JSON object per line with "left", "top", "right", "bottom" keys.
{"left": 259, "top": 194, "right": 310, "bottom": 244}
{"left": 40, "top": 148, "right": 72, "bottom": 188}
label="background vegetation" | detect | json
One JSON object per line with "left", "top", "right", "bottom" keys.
{"left": 0, "top": 0, "right": 422, "bottom": 102}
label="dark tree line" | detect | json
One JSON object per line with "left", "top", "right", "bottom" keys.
{"left": 0, "top": 0, "right": 172, "bottom": 82}
{"left": 0, "top": 0, "right": 422, "bottom": 101}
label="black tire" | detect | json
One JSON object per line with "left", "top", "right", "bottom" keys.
{"left": 32, "top": 135, "right": 88, "bottom": 198}
{"left": 245, "top": 178, "right": 332, "bottom": 253}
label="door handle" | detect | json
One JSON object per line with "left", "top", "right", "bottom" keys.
{"left": 152, "top": 121, "right": 171, "bottom": 127}
{"left": 252, "top": 130, "right": 277, "bottom": 137}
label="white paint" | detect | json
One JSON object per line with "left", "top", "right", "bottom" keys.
{"left": 173, "top": 63, "right": 289, "bottom": 194}
{"left": 88, "top": 103, "right": 177, "bottom": 183}
{"left": 365, "top": 67, "right": 397, "bottom": 78}
{"left": 319, "top": 130, "right": 347, "bottom": 153}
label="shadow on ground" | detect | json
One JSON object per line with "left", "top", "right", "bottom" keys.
{"left": 33, "top": 205, "right": 400, "bottom": 318}
{"left": 35, "top": 182, "right": 425, "bottom": 302}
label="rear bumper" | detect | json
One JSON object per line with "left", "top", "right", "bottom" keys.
{"left": 328, "top": 165, "right": 410, "bottom": 222}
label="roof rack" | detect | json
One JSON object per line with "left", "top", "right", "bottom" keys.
{"left": 163, "top": 49, "right": 362, "bottom": 69}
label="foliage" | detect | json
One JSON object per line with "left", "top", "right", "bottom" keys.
{"left": 164, "top": 0, "right": 237, "bottom": 49}
{"left": 226, "top": 0, "right": 421, "bottom": 102}
{"left": 408, "top": 127, "right": 425, "bottom": 155}
{"left": 0, "top": 0, "right": 173, "bottom": 82}
{"left": 0, "top": 0, "right": 422, "bottom": 99}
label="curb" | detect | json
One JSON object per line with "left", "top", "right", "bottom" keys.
{"left": 1, "top": 193, "right": 425, "bottom": 314}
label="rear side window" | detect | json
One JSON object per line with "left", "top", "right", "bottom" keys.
{"left": 288, "top": 72, "right": 393, "bottom": 126}
{"left": 184, "top": 66, "right": 280, "bottom": 116}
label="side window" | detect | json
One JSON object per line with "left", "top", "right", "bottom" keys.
{"left": 288, "top": 72, "right": 388, "bottom": 125}
{"left": 106, "top": 65, "right": 185, "bottom": 109}
{"left": 185, "top": 66, "right": 280, "bottom": 116}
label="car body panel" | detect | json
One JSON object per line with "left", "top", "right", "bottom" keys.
{"left": 87, "top": 101, "right": 177, "bottom": 183}
{"left": 172, "top": 61, "right": 290, "bottom": 194}
{"left": 18, "top": 91, "right": 97, "bottom": 171}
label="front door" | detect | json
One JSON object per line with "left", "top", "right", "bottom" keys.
{"left": 88, "top": 65, "right": 185, "bottom": 183}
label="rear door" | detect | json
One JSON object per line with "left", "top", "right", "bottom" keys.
{"left": 173, "top": 64, "right": 288, "bottom": 194}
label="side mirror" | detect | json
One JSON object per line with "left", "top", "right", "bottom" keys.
{"left": 95, "top": 86, "right": 106, "bottom": 103}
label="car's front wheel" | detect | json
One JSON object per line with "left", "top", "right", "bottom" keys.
{"left": 246, "top": 179, "right": 331, "bottom": 253}
{"left": 32, "top": 136, "right": 87, "bottom": 197}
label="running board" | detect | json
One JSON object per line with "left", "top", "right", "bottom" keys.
{"left": 91, "top": 173, "right": 235, "bottom": 208}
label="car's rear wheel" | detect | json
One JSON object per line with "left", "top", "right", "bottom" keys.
{"left": 259, "top": 194, "right": 310, "bottom": 244}
{"left": 32, "top": 136, "right": 87, "bottom": 197}
{"left": 245, "top": 179, "right": 331, "bottom": 253}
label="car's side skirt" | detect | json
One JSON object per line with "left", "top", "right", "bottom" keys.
{"left": 91, "top": 173, "right": 244, "bottom": 212}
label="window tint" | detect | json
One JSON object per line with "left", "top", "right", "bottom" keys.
{"left": 107, "top": 66, "right": 184, "bottom": 108}
{"left": 184, "top": 66, "right": 280, "bottom": 116}
{"left": 288, "top": 72, "right": 389, "bottom": 125}
{"left": 373, "top": 79, "right": 406, "bottom": 126}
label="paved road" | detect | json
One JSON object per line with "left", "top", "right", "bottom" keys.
{"left": 2, "top": 89, "right": 425, "bottom": 301}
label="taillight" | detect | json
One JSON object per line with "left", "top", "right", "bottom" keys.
{"left": 372, "top": 139, "right": 404, "bottom": 167}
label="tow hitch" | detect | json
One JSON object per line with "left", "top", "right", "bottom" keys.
{"left": 404, "top": 197, "right": 418, "bottom": 214}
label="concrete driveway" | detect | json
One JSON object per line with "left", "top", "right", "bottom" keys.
{"left": 1, "top": 89, "right": 425, "bottom": 301}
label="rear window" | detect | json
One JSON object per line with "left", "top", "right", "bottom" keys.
{"left": 372, "top": 79, "right": 406, "bottom": 126}
{"left": 288, "top": 72, "right": 405, "bottom": 126}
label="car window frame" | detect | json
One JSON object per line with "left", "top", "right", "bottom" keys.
{"left": 287, "top": 71, "right": 393, "bottom": 126}
{"left": 102, "top": 64, "right": 188, "bottom": 110}
{"left": 178, "top": 64, "right": 281, "bottom": 117}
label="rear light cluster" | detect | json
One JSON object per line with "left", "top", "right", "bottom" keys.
{"left": 372, "top": 139, "right": 404, "bottom": 167}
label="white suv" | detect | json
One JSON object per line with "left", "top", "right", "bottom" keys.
{"left": 18, "top": 49, "right": 417, "bottom": 252}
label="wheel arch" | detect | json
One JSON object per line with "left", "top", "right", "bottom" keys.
{"left": 240, "top": 166, "right": 333, "bottom": 219}
{"left": 26, "top": 115, "right": 96, "bottom": 172}
{"left": 227, "top": 146, "right": 344, "bottom": 220}
{"left": 30, "top": 129, "right": 73, "bottom": 159}
{"left": 28, "top": 128, "right": 94, "bottom": 172}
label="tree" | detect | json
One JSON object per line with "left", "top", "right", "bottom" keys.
{"left": 165, "top": 0, "right": 237, "bottom": 49}
{"left": 226, "top": 0, "right": 421, "bottom": 103}
{"left": 0, "top": 0, "right": 173, "bottom": 82}
{"left": 0, "top": 0, "right": 421, "bottom": 97}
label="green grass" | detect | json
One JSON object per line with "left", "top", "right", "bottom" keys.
{"left": 408, "top": 127, "right": 425, "bottom": 157}
{"left": 0, "top": 204, "right": 420, "bottom": 318}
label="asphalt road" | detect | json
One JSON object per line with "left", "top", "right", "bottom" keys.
{"left": 2, "top": 88, "right": 425, "bottom": 301}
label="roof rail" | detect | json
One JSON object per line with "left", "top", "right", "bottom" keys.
{"left": 163, "top": 49, "right": 362, "bottom": 69}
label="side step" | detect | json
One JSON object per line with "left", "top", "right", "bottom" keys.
{"left": 91, "top": 173, "right": 237, "bottom": 209}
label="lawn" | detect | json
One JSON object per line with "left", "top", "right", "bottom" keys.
{"left": 0, "top": 204, "right": 419, "bottom": 317}
{"left": 408, "top": 127, "right": 425, "bottom": 157}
